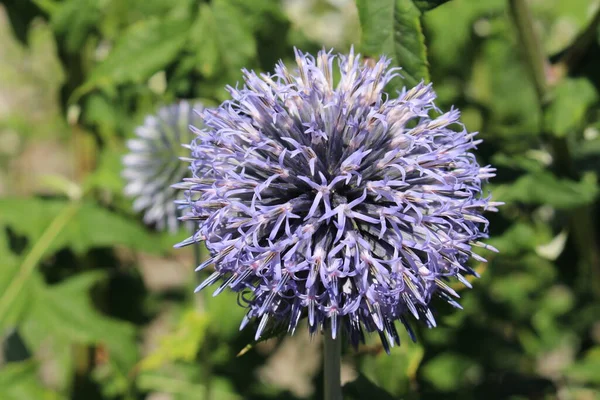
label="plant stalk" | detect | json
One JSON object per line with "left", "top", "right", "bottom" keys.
{"left": 195, "top": 242, "right": 213, "bottom": 400}
{"left": 323, "top": 333, "right": 342, "bottom": 400}
{"left": 508, "top": 0, "right": 549, "bottom": 104}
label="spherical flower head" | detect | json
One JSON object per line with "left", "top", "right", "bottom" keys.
{"left": 178, "top": 49, "right": 500, "bottom": 351}
{"left": 123, "top": 101, "right": 203, "bottom": 233}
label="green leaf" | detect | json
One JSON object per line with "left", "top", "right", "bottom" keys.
{"left": 22, "top": 272, "right": 136, "bottom": 359}
{"left": 189, "top": 0, "right": 257, "bottom": 81}
{"left": 0, "top": 9, "right": 66, "bottom": 140}
{"left": 421, "top": 352, "right": 480, "bottom": 391}
{"left": 0, "top": 198, "right": 163, "bottom": 255}
{"left": 213, "top": 0, "right": 259, "bottom": 67}
{"left": 532, "top": 0, "right": 595, "bottom": 54}
{"left": 539, "top": 285, "right": 575, "bottom": 316}
{"left": 73, "top": 15, "right": 191, "bottom": 99}
{"left": 0, "top": 198, "right": 164, "bottom": 330}
{"left": 486, "top": 253, "right": 559, "bottom": 325}
{"left": 356, "top": 0, "right": 429, "bottom": 88}
{"left": 70, "top": 202, "right": 162, "bottom": 254}
{"left": 138, "top": 309, "right": 210, "bottom": 371}
{"left": 423, "top": 0, "right": 507, "bottom": 73}
{"left": 0, "top": 230, "right": 31, "bottom": 331}
{"left": 565, "top": 347, "right": 600, "bottom": 384}
{"left": 358, "top": 332, "right": 424, "bottom": 397}
{"left": 82, "top": 94, "right": 124, "bottom": 143}
{"left": 0, "top": 361, "right": 65, "bottom": 400}
{"left": 204, "top": 290, "right": 247, "bottom": 340}
{"left": 49, "top": 0, "right": 102, "bottom": 52}
{"left": 544, "top": 78, "right": 598, "bottom": 138}
{"left": 20, "top": 272, "right": 138, "bottom": 392}
{"left": 85, "top": 148, "right": 126, "bottom": 194}
{"left": 491, "top": 152, "right": 547, "bottom": 173}
{"left": 486, "top": 222, "right": 553, "bottom": 257}
{"left": 492, "top": 172, "right": 598, "bottom": 209}
{"left": 468, "top": 17, "right": 541, "bottom": 140}
{"left": 189, "top": 4, "right": 220, "bottom": 78}
{"left": 138, "top": 365, "right": 242, "bottom": 400}
{"left": 412, "top": 0, "right": 452, "bottom": 11}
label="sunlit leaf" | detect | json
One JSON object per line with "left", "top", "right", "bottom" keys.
{"left": 138, "top": 310, "right": 210, "bottom": 371}
{"left": 73, "top": 15, "right": 191, "bottom": 99}
{"left": 566, "top": 347, "right": 600, "bottom": 384}
{"left": 0, "top": 198, "right": 163, "bottom": 255}
{"left": 0, "top": 361, "right": 65, "bottom": 400}
{"left": 356, "top": 0, "right": 429, "bottom": 88}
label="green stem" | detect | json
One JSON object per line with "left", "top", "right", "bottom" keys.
{"left": 195, "top": 242, "right": 212, "bottom": 400}
{"left": 0, "top": 201, "right": 80, "bottom": 325}
{"left": 508, "top": 0, "right": 600, "bottom": 296}
{"left": 508, "top": 0, "right": 549, "bottom": 103}
{"left": 323, "top": 333, "right": 342, "bottom": 400}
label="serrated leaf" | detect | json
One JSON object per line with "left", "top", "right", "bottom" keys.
{"left": 0, "top": 198, "right": 164, "bottom": 331}
{"left": 413, "top": 0, "right": 452, "bottom": 11}
{"left": 0, "top": 198, "right": 163, "bottom": 255}
{"left": 190, "top": 0, "right": 257, "bottom": 81}
{"left": 189, "top": 4, "right": 220, "bottom": 78}
{"left": 73, "top": 15, "right": 190, "bottom": 99}
{"left": 22, "top": 272, "right": 136, "bottom": 357}
{"left": 20, "top": 272, "right": 138, "bottom": 391}
{"left": 356, "top": 0, "right": 429, "bottom": 88}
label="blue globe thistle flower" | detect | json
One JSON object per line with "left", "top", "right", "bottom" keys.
{"left": 123, "top": 101, "right": 203, "bottom": 233}
{"left": 177, "top": 49, "right": 500, "bottom": 351}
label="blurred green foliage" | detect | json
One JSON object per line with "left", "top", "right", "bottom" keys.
{"left": 1, "top": 0, "right": 600, "bottom": 399}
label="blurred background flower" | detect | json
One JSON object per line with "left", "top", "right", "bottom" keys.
{"left": 123, "top": 101, "right": 202, "bottom": 233}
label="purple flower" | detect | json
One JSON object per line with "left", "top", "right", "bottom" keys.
{"left": 123, "top": 101, "right": 203, "bottom": 233}
{"left": 176, "top": 49, "right": 500, "bottom": 351}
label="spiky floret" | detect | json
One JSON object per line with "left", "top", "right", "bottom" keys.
{"left": 123, "top": 101, "right": 203, "bottom": 233}
{"left": 176, "top": 49, "right": 499, "bottom": 351}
